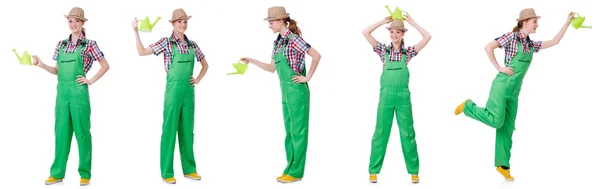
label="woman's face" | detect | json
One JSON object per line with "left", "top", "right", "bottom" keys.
{"left": 523, "top": 18, "right": 539, "bottom": 34}
{"left": 68, "top": 18, "right": 84, "bottom": 34}
{"left": 172, "top": 19, "right": 188, "bottom": 34}
{"left": 389, "top": 29, "right": 405, "bottom": 43}
{"left": 269, "top": 20, "right": 284, "bottom": 33}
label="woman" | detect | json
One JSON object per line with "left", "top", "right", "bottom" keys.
{"left": 131, "top": 8, "right": 208, "bottom": 184}
{"left": 241, "top": 6, "right": 321, "bottom": 184}
{"left": 32, "top": 7, "right": 110, "bottom": 186}
{"left": 362, "top": 14, "right": 431, "bottom": 184}
{"left": 454, "top": 8, "right": 575, "bottom": 181}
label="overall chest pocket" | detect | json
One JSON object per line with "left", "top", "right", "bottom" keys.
{"left": 386, "top": 68, "right": 403, "bottom": 70}
{"left": 177, "top": 60, "right": 192, "bottom": 64}
{"left": 60, "top": 59, "right": 76, "bottom": 64}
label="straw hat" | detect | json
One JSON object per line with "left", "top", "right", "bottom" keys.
{"left": 263, "top": 6, "right": 290, "bottom": 21}
{"left": 386, "top": 20, "right": 408, "bottom": 32}
{"left": 64, "top": 7, "right": 88, "bottom": 22}
{"left": 516, "top": 8, "right": 541, "bottom": 22}
{"left": 169, "top": 8, "right": 192, "bottom": 23}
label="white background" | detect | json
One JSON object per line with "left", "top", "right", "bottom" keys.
{"left": 1, "top": 0, "right": 598, "bottom": 188}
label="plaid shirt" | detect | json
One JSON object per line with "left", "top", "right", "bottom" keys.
{"left": 271, "top": 29, "right": 311, "bottom": 75}
{"left": 150, "top": 33, "right": 205, "bottom": 72}
{"left": 373, "top": 41, "right": 418, "bottom": 64}
{"left": 52, "top": 34, "right": 105, "bottom": 73}
{"left": 495, "top": 31, "right": 542, "bottom": 66}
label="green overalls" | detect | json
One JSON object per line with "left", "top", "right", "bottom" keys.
{"left": 274, "top": 34, "right": 311, "bottom": 178}
{"left": 160, "top": 38, "right": 198, "bottom": 179}
{"left": 369, "top": 47, "right": 420, "bottom": 175}
{"left": 463, "top": 38, "right": 534, "bottom": 168}
{"left": 50, "top": 39, "right": 93, "bottom": 180}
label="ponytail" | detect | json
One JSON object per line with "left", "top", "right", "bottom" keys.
{"left": 81, "top": 27, "right": 86, "bottom": 36}
{"left": 512, "top": 21, "right": 524, "bottom": 32}
{"left": 401, "top": 38, "right": 405, "bottom": 48}
{"left": 286, "top": 17, "right": 302, "bottom": 37}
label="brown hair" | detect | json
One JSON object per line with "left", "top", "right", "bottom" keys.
{"left": 81, "top": 27, "right": 86, "bottom": 36}
{"left": 285, "top": 17, "right": 302, "bottom": 37}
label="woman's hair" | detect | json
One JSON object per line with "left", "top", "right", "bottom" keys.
{"left": 512, "top": 20, "right": 526, "bottom": 32}
{"left": 81, "top": 27, "right": 86, "bottom": 36}
{"left": 285, "top": 17, "right": 302, "bottom": 37}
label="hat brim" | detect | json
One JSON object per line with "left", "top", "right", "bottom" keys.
{"left": 169, "top": 16, "right": 192, "bottom": 23}
{"left": 64, "top": 15, "right": 88, "bottom": 22}
{"left": 517, "top": 16, "right": 541, "bottom": 22}
{"left": 263, "top": 13, "right": 290, "bottom": 21}
{"left": 386, "top": 27, "right": 407, "bottom": 32}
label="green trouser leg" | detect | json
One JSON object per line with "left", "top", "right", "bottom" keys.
{"left": 160, "top": 83, "right": 197, "bottom": 178}
{"left": 369, "top": 89, "right": 419, "bottom": 175}
{"left": 495, "top": 97, "right": 517, "bottom": 167}
{"left": 282, "top": 101, "right": 293, "bottom": 171}
{"left": 281, "top": 85, "right": 310, "bottom": 178}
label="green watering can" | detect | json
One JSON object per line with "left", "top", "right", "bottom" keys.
{"left": 227, "top": 61, "right": 248, "bottom": 76}
{"left": 138, "top": 16, "right": 161, "bottom": 32}
{"left": 570, "top": 13, "right": 591, "bottom": 29}
{"left": 385, "top": 5, "right": 408, "bottom": 20}
{"left": 12, "top": 49, "right": 33, "bottom": 66}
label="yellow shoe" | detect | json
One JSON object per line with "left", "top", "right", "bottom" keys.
{"left": 279, "top": 175, "right": 301, "bottom": 183}
{"left": 163, "top": 177, "right": 176, "bottom": 184}
{"left": 184, "top": 173, "right": 202, "bottom": 180}
{"left": 455, "top": 98, "right": 470, "bottom": 115}
{"left": 496, "top": 167, "right": 514, "bottom": 181}
{"left": 44, "top": 176, "right": 63, "bottom": 185}
{"left": 80, "top": 178, "right": 90, "bottom": 186}
{"left": 276, "top": 174, "right": 286, "bottom": 181}
{"left": 369, "top": 174, "right": 377, "bottom": 183}
{"left": 411, "top": 175, "right": 419, "bottom": 183}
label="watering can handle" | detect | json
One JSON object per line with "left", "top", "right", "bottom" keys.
{"left": 573, "top": 12, "right": 580, "bottom": 17}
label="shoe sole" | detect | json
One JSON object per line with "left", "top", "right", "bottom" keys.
{"left": 45, "top": 180, "right": 63, "bottom": 185}
{"left": 369, "top": 180, "right": 377, "bottom": 183}
{"left": 184, "top": 175, "right": 201, "bottom": 180}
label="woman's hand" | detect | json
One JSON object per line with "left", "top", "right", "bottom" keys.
{"left": 132, "top": 18, "right": 139, "bottom": 31}
{"left": 381, "top": 16, "right": 393, "bottom": 24}
{"left": 405, "top": 12, "right": 416, "bottom": 25}
{"left": 292, "top": 75, "right": 310, "bottom": 83}
{"left": 32, "top": 55, "right": 45, "bottom": 67}
{"left": 240, "top": 57, "right": 255, "bottom": 64}
{"left": 76, "top": 75, "right": 93, "bottom": 85}
{"left": 190, "top": 76, "right": 200, "bottom": 86}
{"left": 565, "top": 12, "right": 575, "bottom": 24}
{"left": 497, "top": 67, "right": 514, "bottom": 76}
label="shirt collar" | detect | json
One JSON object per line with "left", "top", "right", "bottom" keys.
{"left": 388, "top": 43, "right": 405, "bottom": 53}
{"left": 517, "top": 31, "right": 531, "bottom": 43}
{"left": 170, "top": 32, "right": 189, "bottom": 44}
{"left": 276, "top": 29, "right": 292, "bottom": 43}
{"left": 66, "top": 33, "right": 86, "bottom": 45}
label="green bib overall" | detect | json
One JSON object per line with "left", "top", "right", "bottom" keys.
{"left": 369, "top": 48, "right": 420, "bottom": 175}
{"left": 463, "top": 39, "right": 534, "bottom": 167}
{"left": 50, "top": 39, "right": 93, "bottom": 179}
{"left": 160, "top": 39, "right": 198, "bottom": 178}
{"left": 274, "top": 35, "right": 311, "bottom": 178}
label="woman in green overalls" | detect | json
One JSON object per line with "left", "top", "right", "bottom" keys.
{"left": 241, "top": 6, "right": 321, "bottom": 184}
{"left": 32, "top": 7, "right": 110, "bottom": 186}
{"left": 131, "top": 8, "right": 209, "bottom": 184}
{"left": 362, "top": 14, "right": 431, "bottom": 184}
{"left": 454, "top": 9, "right": 575, "bottom": 181}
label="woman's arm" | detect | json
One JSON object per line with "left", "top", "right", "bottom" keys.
{"left": 32, "top": 56, "right": 58, "bottom": 75}
{"left": 541, "top": 12, "right": 575, "bottom": 50}
{"left": 86, "top": 58, "right": 110, "bottom": 84}
{"left": 405, "top": 14, "right": 431, "bottom": 53}
{"left": 363, "top": 16, "right": 392, "bottom": 48}
{"left": 303, "top": 48, "right": 321, "bottom": 80}
{"left": 132, "top": 18, "right": 155, "bottom": 56}
{"left": 193, "top": 58, "right": 209, "bottom": 84}
{"left": 484, "top": 40, "right": 514, "bottom": 75}
{"left": 241, "top": 57, "right": 275, "bottom": 73}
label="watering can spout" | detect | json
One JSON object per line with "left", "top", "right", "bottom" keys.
{"left": 12, "top": 49, "right": 21, "bottom": 60}
{"left": 385, "top": 5, "right": 393, "bottom": 16}
{"left": 151, "top": 16, "right": 161, "bottom": 28}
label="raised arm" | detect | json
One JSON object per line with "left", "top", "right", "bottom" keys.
{"left": 363, "top": 16, "right": 393, "bottom": 48}
{"left": 541, "top": 12, "right": 575, "bottom": 49}
{"left": 405, "top": 14, "right": 431, "bottom": 53}
{"left": 132, "top": 18, "right": 155, "bottom": 56}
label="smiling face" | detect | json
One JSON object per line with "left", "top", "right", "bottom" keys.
{"left": 522, "top": 18, "right": 539, "bottom": 34}
{"left": 172, "top": 19, "right": 188, "bottom": 34}
{"left": 268, "top": 19, "right": 285, "bottom": 33}
{"left": 68, "top": 18, "right": 84, "bottom": 34}
{"left": 389, "top": 29, "right": 405, "bottom": 43}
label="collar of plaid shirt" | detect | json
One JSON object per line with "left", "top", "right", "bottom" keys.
{"left": 64, "top": 33, "right": 86, "bottom": 46}
{"left": 274, "top": 29, "right": 292, "bottom": 45}
{"left": 516, "top": 31, "right": 534, "bottom": 52}
{"left": 170, "top": 32, "right": 192, "bottom": 46}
